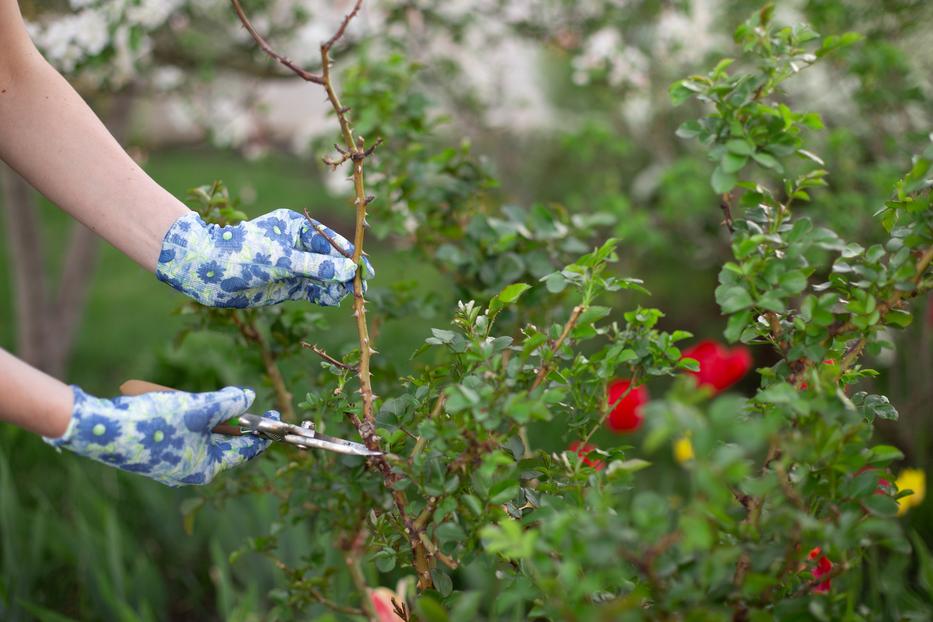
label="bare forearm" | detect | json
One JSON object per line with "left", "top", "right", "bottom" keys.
{"left": 0, "top": 348, "right": 72, "bottom": 437}
{"left": 0, "top": 7, "right": 189, "bottom": 270}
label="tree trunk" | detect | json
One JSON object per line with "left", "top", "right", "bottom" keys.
{"left": 0, "top": 164, "right": 53, "bottom": 370}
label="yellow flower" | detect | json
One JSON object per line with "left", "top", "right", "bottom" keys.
{"left": 674, "top": 436, "right": 695, "bottom": 464}
{"left": 895, "top": 468, "right": 926, "bottom": 516}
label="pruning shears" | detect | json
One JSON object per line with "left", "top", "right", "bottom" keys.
{"left": 120, "top": 379, "right": 381, "bottom": 457}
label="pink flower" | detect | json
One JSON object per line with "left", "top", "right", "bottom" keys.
{"left": 370, "top": 588, "right": 406, "bottom": 622}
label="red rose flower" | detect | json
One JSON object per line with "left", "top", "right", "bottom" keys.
{"left": 681, "top": 340, "right": 752, "bottom": 393}
{"left": 808, "top": 547, "right": 833, "bottom": 594}
{"left": 606, "top": 379, "right": 649, "bottom": 433}
{"left": 568, "top": 441, "right": 605, "bottom": 471}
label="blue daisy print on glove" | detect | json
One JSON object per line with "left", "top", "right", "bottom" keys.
{"left": 44, "top": 386, "right": 271, "bottom": 487}
{"left": 155, "top": 209, "right": 371, "bottom": 309}
{"left": 256, "top": 217, "right": 291, "bottom": 244}
{"left": 137, "top": 417, "right": 183, "bottom": 459}
{"left": 76, "top": 414, "right": 121, "bottom": 445}
{"left": 197, "top": 261, "right": 225, "bottom": 284}
{"left": 213, "top": 225, "right": 246, "bottom": 251}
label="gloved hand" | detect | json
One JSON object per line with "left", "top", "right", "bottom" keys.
{"left": 44, "top": 386, "right": 277, "bottom": 486}
{"left": 156, "top": 209, "right": 374, "bottom": 308}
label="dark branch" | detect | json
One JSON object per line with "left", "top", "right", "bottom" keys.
{"left": 229, "top": 0, "right": 324, "bottom": 84}
{"left": 322, "top": 0, "right": 364, "bottom": 52}
{"left": 303, "top": 208, "right": 354, "bottom": 259}
{"left": 720, "top": 193, "right": 736, "bottom": 234}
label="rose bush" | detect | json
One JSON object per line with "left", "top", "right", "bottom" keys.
{"left": 164, "top": 5, "right": 933, "bottom": 620}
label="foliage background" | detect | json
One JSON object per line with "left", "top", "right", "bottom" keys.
{"left": 1, "top": 0, "right": 931, "bottom": 620}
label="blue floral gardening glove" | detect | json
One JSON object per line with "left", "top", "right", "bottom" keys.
{"left": 156, "top": 209, "right": 374, "bottom": 308}
{"left": 44, "top": 386, "right": 277, "bottom": 486}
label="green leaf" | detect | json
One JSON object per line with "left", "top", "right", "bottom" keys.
{"left": 724, "top": 310, "right": 752, "bottom": 343}
{"left": 711, "top": 165, "right": 738, "bottom": 194}
{"left": 676, "top": 120, "right": 702, "bottom": 139}
{"left": 679, "top": 357, "right": 701, "bottom": 372}
{"left": 431, "top": 569, "right": 454, "bottom": 597}
{"left": 680, "top": 514, "right": 714, "bottom": 552}
{"left": 436, "top": 522, "right": 467, "bottom": 545}
{"left": 543, "top": 272, "right": 567, "bottom": 293}
{"left": 757, "top": 383, "right": 798, "bottom": 404}
{"left": 752, "top": 152, "right": 783, "bottom": 172}
{"left": 778, "top": 270, "right": 807, "bottom": 294}
{"left": 797, "top": 149, "right": 825, "bottom": 166}
{"left": 726, "top": 139, "right": 755, "bottom": 156}
{"left": 716, "top": 285, "right": 754, "bottom": 313}
{"left": 670, "top": 80, "right": 696, "bottom": 106}
{"left": 374, "top": 549, "right": 397, "bottom": 572}
{"left": 488, "top": 480, "right": 520, "bottom": 504}
{"left": 884, "top": 309, "right": 912, "bottom": 328}
{"left": 498, "top": 282, "right": 532, "bottom": 304}
{"left": 863, "top": 493, "right": 899, "bottom": 517}
{"left": 416, "top": 595, "right": 450, "bottom": 622}
{"left": 608, "top": 458, "right": 651, "bottom": 473}
{"left": 576, "top": 306, "right": 612, "bottom": 327}
{"left": 852, "top": 392, "right": 899, "bottom": 421}
{"left": 722, "top": 152, "right": 748, "bottom": 174}
{"left": 429, "top": 329, "right": 455, "bottom": 343}
{"left": 867, "top": 445, "right": 904, "bottom": 466}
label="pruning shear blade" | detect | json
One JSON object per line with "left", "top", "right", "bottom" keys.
{"left": 238, "top": 414, "right": 380, "bottom": 457}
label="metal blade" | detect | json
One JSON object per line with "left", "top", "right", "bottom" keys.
{"left": 282, "top": 433, "right": 382, "bottom": 456}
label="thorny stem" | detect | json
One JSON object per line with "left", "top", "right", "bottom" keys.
{"left": 301, "top": 341, "right": 358, "bottom": 372}
{"left": 231, "top": 0, "right": 437, "bottom": 592}
{"left": 521, "top": 304, "right": 586, "bottom": 457}
{"left": 529, "top": 304, "right": 585, "bottom": 393}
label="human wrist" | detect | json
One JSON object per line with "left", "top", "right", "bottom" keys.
{"left": 144, "top": 201, "right": 193, "bottom": 272}
{"left": 35, "top": 381, "right": 74, "bottom": 439}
